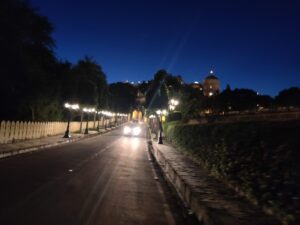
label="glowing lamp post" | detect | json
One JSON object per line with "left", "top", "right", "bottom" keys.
{"left": 169, "top": 99, "right": 179, "bottom": 111}
{"left": 83, "top": 107, "right": 95, "bottom": 134}
{"left": 96, "top": 111, "right": 102, "bottom": 132}
{"left": 156, "top": 109, "right": 167, "bottom": 144}
{"left": 63, "top": 103, "right": 80, "bottom": 138}
{"left": 101, "top": 110, "right": 113, "bottom": 129}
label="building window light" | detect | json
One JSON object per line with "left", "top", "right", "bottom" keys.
{"left": 209, "top": 92, "right": 213, "bottom": 96}
{"left": 209, "top": 85, "right": 212, "bottom": 89}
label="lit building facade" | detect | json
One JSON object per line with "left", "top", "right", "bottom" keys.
{"left": 190, "top": 70, "right": 220, "bottom": 97}
{"left": 203, "top": 70, "right": 220, "bottom": 96}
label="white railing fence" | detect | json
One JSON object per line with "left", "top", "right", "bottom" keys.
{"left": 0, "top": 118, "right": 119, "bottom": 144}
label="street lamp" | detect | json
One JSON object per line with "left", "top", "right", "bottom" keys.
{"left": 83, "top": 107, "right": 95, "bottom": 134}
{"left": 156, "top": 109, "right": 167, "bottom": 144}
{"left": 108, "top": 111, "right": 114, "bottom": 128}
{"left": 96, "top": 111, "right": 102, "bottom": 131}
{"left": 101, "top": 110, "right": 113, "bottom": 129}
{"left": 101, "top": 111, "right": 107, "bottom": 129}
{"left": 169, "top": 98, "right": 179, "bottom": 111}
{"left": 63, "top": 103, "right": 80, "bottom": 138}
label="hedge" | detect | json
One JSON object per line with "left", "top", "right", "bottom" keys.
{"left": 163, "top": 120, "right": 300, "bottom": 224}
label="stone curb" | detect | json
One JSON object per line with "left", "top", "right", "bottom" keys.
{"left": 0, "top": 125, "right": 124, "bottom": 160}
{"left": 148, "top": 141, "right": 209, "bottom": 224}
{"left": 146, "top": 127, "right": 206, "bottom": 223}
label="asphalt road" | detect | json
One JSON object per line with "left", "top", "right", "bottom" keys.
{"left": 0, "top": 125, "right": 197, "bottom": 225}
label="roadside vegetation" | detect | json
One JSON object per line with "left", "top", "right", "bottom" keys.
{"left": 163, "top": 120, "right": 300, "bottom": 224}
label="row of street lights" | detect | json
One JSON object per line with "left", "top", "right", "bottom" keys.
{"left": 63, "top": 103, "right": 128, "bottom": 138}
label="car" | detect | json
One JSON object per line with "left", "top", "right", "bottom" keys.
{"left": 123, "top": 122, "right": 142, "bottom": 136}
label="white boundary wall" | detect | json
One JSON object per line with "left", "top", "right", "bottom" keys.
{"left": 0, "top": 120, "right": 99, "bottom": 144}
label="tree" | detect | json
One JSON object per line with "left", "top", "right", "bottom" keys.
{"left": 275, "top": 87, "right": 300, "bottom": 107}
{"left": 178, "top": 85, "right": 204, "bottom": 119}
{"left": 257, "top": 95, "right": 274, "bottom": 108}
{"left": 0, "top": 1, "right": 110, "bottom": 121}
{"left": 228, "top": 88, "right": 258, "bottom": 111}
{"left": 146, "top": 70, "right": 169, "bottom": 110}
{"left": 164, "top": 75, "right": 183, "bottom": 99}
{"left": 108, "top": 82, "right": 137, "bottom": 113}
{"left": 0, "top": 0, "right": 59, "bottom": 121}
{"left": 71, "top": 57, "right": 108, "bottom": 108}
{"left": 214, "top": 84, "right": 233, "bottom": 112}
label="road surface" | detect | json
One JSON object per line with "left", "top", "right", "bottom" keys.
{"left": 0, "top": 125, "right": 197, "bottom": 225}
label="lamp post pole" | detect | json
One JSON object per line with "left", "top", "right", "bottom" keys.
{"left": 114, "top": 113, "right": 117, "bottom": 127}
{"left": 156, "top": 109, "right": 167, "bottom": 144}
{"left": 79, "top": 110, "right": 83, "bottom": 133}
{"left": 93, "top": 111, "right": 97, "bottom": 129}
{"left": 84, "top": 113, "right": 89, "bottom": 134}
{"left": 158, "top": 114, "right": 163, "bottom": 144}
{"left": 83, "top": 107, "right": 95, "bottom": 134}
{"left": 63, "top": 111, "right": 71, "bottom": 138}
{"left": 63, "top": 103, "right": 80, "bottom": 138}
{"left": 97, "top": 111, "right": 101, "bottom": 132}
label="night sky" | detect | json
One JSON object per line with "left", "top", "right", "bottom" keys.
{"left": 31, "top": 0, "right": 300, "bottom": 96}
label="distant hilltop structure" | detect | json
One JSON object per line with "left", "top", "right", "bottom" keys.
{"left": 191, "top": 70, "right": 220, "bottom": 97}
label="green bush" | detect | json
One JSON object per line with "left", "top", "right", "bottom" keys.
{"left": 163, "top": 120, "right": 300, "bottom": 224}
{"left": 166, "top": 111, "right": 182, "bottom": 122}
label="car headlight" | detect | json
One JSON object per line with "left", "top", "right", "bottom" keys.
{"left": 132, "top": 126, "right": 141, "bottom": 136}
{"left": 123, "top": 126, "right": 131, "bottom": 134}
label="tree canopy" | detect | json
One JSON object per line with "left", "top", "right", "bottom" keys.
{"left": 0, "top": 1, "right": 108, "bottom": 121}
{"left": 108, "top": 82, "right": 137, "bottom": 113}
{"left": 0, "top": 0, "right": 58, "bottom": 120}
{"left": 275, "top": 87, "right": 300, "bottom": 107}
{"left": 145, "top": 70, "right": 169, "bottom": 110}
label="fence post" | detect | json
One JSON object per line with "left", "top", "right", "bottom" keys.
{"left": 15, "top": 121, "right": 20, "bottom": 141}
{"left": 26, "top": 122, "right": 31, "bottom": 139}
{"left": 4, "top": 121, "right": 11, "bottom": 144}
{"left": 19, "top": 121, "right": 25, "bottom": 141}
{"left": 0, "top": 121, "right": 6, "bottom": 144}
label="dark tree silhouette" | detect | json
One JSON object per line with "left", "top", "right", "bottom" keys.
{"left": 108, "top": 82, "right": 137, "bottom": 113}
{"left": 275, "top": 87, "right": 300, "bottom": 107}
{"left": 145, "top": 70, "right": 169, "bottom": 110}
{"left": 71, "top": 57, "right": 108, "bottom": 108}
{"left": 0, "top": 0, "right": 58, "bottom": 120}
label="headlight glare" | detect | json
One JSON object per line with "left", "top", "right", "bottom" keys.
{"left": 124, "top": 126, "right": 131, "bottom": 134}
{"left": 132, "top": 127, "right": 141, "bottom": 136}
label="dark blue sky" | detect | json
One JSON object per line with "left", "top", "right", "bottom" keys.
{"left": 31, "top": 0, "right": 300, "bottom": 96}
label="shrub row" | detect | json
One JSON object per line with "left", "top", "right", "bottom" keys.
{"left": 163, "top": 120, "right": 300, "bottom": 224}
{"left": 166, "top": 111, "right": 182, "bottom": 122}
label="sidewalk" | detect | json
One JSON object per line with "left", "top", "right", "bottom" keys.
{"left": 0, "top": 128, "right": 108, "bottom": 159}
{"left": 149, "top": 137, "right": 281, "bottom": 225}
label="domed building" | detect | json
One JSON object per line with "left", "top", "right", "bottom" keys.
{"left": 203, "top": 70, "right": 220, "bottom": 97}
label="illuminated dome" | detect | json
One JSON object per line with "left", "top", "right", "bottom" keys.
{"left": 205, "top": 70, "right": 219, "bottom": 80}
{"left": 203, "top": 70, "right": 220, "bottom": 97}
